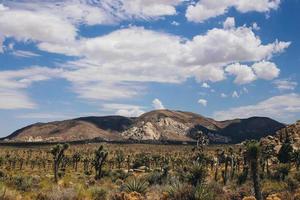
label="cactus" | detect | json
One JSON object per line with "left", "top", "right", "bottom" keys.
{"left": 50, "top": 143, "right": 69, "bottom": 183}
{"left": 92, "top": 145, "right": 108, "bottom": 180}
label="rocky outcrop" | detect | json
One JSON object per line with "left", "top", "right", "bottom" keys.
{"left": 261, "top": 120, "right": 300, "bottom": 151}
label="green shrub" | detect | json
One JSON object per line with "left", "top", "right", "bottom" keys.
{"left": 123, "top": 178, "right": 148, "bottom": 194}
{"left": 166, "top": 182, "right": 195, "bottom": 200}
{"left": 90, "top": 187, "right": 107, "bottom": 200}
{"left": 187, "top": 164, "right": 207, "bottom": 186}
{"left": 11, "top": 175, "right": 32, "bottom": 192}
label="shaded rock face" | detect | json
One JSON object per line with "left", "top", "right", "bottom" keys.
{"left": 4, "top": 109, "right": 285, "bottom": 143}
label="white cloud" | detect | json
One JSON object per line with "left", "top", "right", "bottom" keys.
{"left": 152, "top": 98, "right": 165, "bottom": 109}
{"left": 252, "top": 22, "right": 260, "bottom": 30}
{"left": 186, "top": 0, "right": 281, "bottom": 23}
{"left": 273, "top": 79, "right": 298, "bottom": 91}
{"left": 171, "top": 21, "right": 180, "bottom": 26}
{"left": 0, "top": 4, "right": 77, "bottom": 44}
{"left": 0, "top": 67, "right": 62, "bottom": 109}
{"left": 201, "top": 82, "right": 210, "bottom": 88}
{"left": 214, "top": 93, "right": 300, "bottom": 122}
{"left": 252, "top": 61, "right": 280, "bottom": 80}
{"left": 221, "top": 93, "right": 227, "bottom": 98}
{"left": 0, "top": 90, "right": 36, "bottom": 109}
{"left": 198, "top": 99, "right": 208, "bottom": 106}
{"left": 12, "top": 50, "right": 40, "bottom": 58}
{"left": 37, "top": 25, "right": 289, "bottom": 101}
{"left": 101, "top": 103, "right": 145, "bottom": 117}
{"left": 225, "top": 63, "right": 256, "bottom": 84}
{"left": 232, "top": 91, "right": 240, "bottom": 98}
{"left": 223, "top": 17, "right": 235, "bottom": 29}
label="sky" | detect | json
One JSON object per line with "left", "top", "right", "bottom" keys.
{"left": 0, "top": 0, "right": 300, "bottom": 137}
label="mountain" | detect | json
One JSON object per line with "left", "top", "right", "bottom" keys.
{"left": 261, "top": 120, "right": 300, "bottom": 151}
{"left": 3, "top": 110, "right": 285, "bottom": 144}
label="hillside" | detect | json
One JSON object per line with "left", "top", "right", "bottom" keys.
{"left": 261, "top": 120, "right": 300, "bottom": 151}
{"left": 3, "top": 110, "right": 285, "bottom": 143}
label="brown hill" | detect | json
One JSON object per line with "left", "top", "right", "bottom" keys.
{"left": 3, "top": 110, "right": 285, "bottom": 143}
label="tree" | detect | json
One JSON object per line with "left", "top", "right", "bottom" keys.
{"left": 278, "top": 140, "right": 294, "bottom": 163}
{"left": 93, "top": 145, "right": 108, "bottom": 180}
{"left": 50, "top": 143, "right": 69, "bottom": 183}
{"left": 294, "top": 150, "right": 300, "bottom": 170}
{"left": 115, "top": 149, "right": 125, "bottom": 169}
{"left": 72, "top": 152, "right": 81, "bottom": 172}
{"left": 245, "top": 141, "right": 263, "bottom": 200}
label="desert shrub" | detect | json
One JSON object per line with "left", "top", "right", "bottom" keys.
{"left": 194, "top": 184, "right": 214, "bottom": 200}
{"left": 44, "top": 187, "right": 78, "bottom": 200}
{"left": 122, "top": 178, "right": 148, "bottom": 194}
{"left": 262, "top": 180, "right": 288, "bottom": 198}
{"left": 10, "top": 175, "right": 32, "bottom": 192}
{"left": 226, "top": 185, "right": 252, "bottom": 200}
{"left": 89, "top": 186, "right": 107, "bottom": 200}
{"left": 110, "top": 192, "right": 144, "bottom": 200}
{"left": 165, "top": 182, "right": 195, "bottom": 200}
{"left": 111, "top": 169, "right": 129, "bottom": 182}
{"left": 186, "top": 164, "right": 207, "bottom": 186}
{"left": 132, "top": 153, "right": 150, "bottom": 169}
{"left": 272, "top": 164, "right": 290, "bottom": 181}
{"left": 146, "top": 170, "right": 164, "bottom": 185}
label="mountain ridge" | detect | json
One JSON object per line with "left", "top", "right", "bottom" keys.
{"left": 2, "top": 109, "right": 286, "bottom": 144}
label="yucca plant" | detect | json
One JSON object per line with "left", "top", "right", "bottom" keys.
{"left": 123, "top": 178, "right": 148, "bottom": 194}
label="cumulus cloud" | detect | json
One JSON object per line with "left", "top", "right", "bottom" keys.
{"left": 223, "top": 17, "right": 235, "bottom": 29}
{"left": 152, "top": 98, "right": 165, "bottom": 110}
{"left": 273, "top": 79, "right": 298, "bottom": 91}
{"left": 186, "top": 0, "right": 281, "bottom": 23}
{"left": 38, "top": 25, "right": 289, "bottom": 101}
{"left": 225, "top": 63, "right": 256, "bottom": 84}
{"left": 214, "top": 93, "right": 300, "bottom": 122}
{"left": 198, "top": 99, "right": 208, "bottom": 106}
{"left": 0, "top": 5, "right": 290, "bottom": 103}
{"left": 252, "top": 61, "right": 280, "bottom": 80}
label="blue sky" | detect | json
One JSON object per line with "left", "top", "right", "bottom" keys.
{"left": 0, "top": 0, "right": 299, "bottom": 137}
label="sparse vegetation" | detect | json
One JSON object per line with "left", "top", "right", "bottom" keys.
{"left": 0, "top": 141, "right": 299, "bottom": 199}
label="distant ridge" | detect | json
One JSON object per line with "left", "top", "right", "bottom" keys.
{"left": 3, "top": 109, "right": 285, "bottom": 144}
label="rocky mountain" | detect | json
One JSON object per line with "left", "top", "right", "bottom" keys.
{"left": 3, "top": 110, "right": 285, "bottom": 143}
{"left": 261, "top": 120, "right": 300, "bottom": 151}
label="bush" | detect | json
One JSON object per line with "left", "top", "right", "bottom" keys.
{"left": 186, "top": 164, "right": 207, "bottom": 186}
{"left": 89, "top": 187, "right": 107, "bottom": 200}
{"left": 123, "top": 178, "right": 148, "bottom": 194}
{"left": 111, "top": 169, "right": 129, "bottom": 182}
{"left": 165, "top": 182, "right": 195, "bottom": 200}
{"left": 10, "top": 175, "right": 32, "bottom": 192}
{"left": 146, "top": 171, "right": 164, "bottom": 185}
{"left": 194, "top": 184, "right": 214, "bottom": 200}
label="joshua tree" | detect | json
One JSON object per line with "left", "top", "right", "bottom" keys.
{"left": 93, "top": 145, "right": 108, "bottom": 180}
{"left": 115, "top": 149, "right": 125, "bottom": 169}
{"left": 50, "top": 143, "right": 69, "bottom": 183}
{"left": 245, "top": 141, "right": 263, "bottom": 200}
{"left": 72, "top": 152, "right": 81, "bottom": 172}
